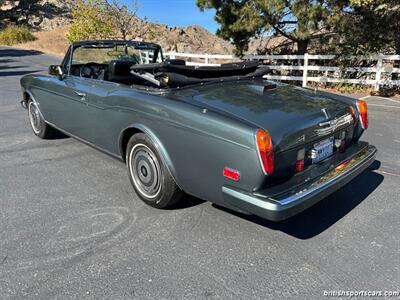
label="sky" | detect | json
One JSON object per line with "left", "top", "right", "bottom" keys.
{"left": 127, "top": 0, "right": 219, "bottom": 33}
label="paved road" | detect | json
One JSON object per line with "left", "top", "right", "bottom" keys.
{"left": 0, "top": 47, "right": 399, "bottom": 299}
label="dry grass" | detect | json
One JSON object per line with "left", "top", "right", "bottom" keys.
{"left": 14, "top": 27, "right": 69, "bottom": 57}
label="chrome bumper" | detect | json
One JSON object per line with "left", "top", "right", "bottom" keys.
{"left": 222, "top": 143, "right": 377, "bottom": 221}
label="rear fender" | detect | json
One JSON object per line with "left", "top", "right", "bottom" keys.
{"left": 119, "top": 123, "right": 182, "bottom": 190}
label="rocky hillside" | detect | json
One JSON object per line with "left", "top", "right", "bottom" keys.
{"left": 1, "top": 0, "right": 277, "bottom": 55}
{"left": 37, "top": 0, "right": 76, "bottom": 29}
{"left": 143, "top": 24, "right": 234, "bottom": 54}
{"left": 21, "top": 0, "right": 234, "bottom": 55}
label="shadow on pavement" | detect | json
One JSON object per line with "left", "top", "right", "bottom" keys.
{"left": 214, "top": 161, "right": 384, "bottom": 239}
{"left": 0, "top": 49, "right": 43, "bottom": 57}
{"left": 0, "top": 58, "right": 16, "bottom": 63}
{"left": 170, "top": 194, "right": 205, "bottom": 210}
{"left": 0, "top": 70, "right": 42, "bottom": 77}
{"left": 0, "top": 65, "right": 25, "bottom": 70}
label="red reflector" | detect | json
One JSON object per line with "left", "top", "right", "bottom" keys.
{"left": 223, "top": 167, "right": 240, "bottom": 181}
{"left": 295, "top": 160, "right": 305, "bottom": 173}
{"left": 335, "top": 159, "right": 352, "bottom": 171}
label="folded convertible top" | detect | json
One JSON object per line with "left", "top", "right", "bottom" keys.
{"left": 130, "top": 60, "right": 269, "bottom": 88}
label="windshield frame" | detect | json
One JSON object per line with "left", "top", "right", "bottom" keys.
{"left": 66, "top": 41, "right": 164, "bottom": 75}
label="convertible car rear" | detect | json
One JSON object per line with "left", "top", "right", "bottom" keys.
{"left": 20, "top": 40, "right": 376, "bottom": 221}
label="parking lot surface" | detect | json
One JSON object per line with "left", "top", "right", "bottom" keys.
{"left": 0, "top": 47, "right": 399, "bottom": 299}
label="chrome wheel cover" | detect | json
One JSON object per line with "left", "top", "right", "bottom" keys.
{"left": 28, "top": 101, "right": 41, "bottom": 134}
{"left": 129, "top": 143, "right": 161, "bottom": 199}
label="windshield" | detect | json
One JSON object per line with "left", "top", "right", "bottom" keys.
{"left": 72, "top": 44, "right": 163, "bottom": 65}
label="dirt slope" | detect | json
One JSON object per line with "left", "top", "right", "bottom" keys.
{"left": 8, "top": 0, "right": 234, "bottom": 56}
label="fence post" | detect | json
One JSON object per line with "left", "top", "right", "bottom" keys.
{"left": 302, "top": 53, "right": 309, "bottom": 87}
{"left": 375, "top": 53, "right": 383, "bottom": 91}
{"left": 205, "top": 53, "right": 209, "bottom": 65}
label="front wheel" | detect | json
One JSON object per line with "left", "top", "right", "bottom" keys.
{"left": 126, "top": 133, "right": 182, "bottom": 208}
{"left": 28, "top": 100, "right": 58, "bottom": 139}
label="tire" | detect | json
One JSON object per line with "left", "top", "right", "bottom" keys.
{"left": 126, "top": 133, "right": 182, "bottom": 208}
{"left": 27, "top": 100, "right": 57, "bottom": 139}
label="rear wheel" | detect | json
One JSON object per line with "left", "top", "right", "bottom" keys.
{"left": 126, "top": 133, "right": 182, "bottom": 208}
{"left": 28, "top": 100, "right": 57, "bottom": 139}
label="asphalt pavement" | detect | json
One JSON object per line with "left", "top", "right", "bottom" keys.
{"left": 0, "top": 47, "right": 399, "bottom": 299}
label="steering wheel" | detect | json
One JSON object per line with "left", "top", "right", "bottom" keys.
{"left": 80, "top": 65, "right": 95, "bottom": 78}
{"left": 79, "top": 63, "right": 102, "bottom": 79}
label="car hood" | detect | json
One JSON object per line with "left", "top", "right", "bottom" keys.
{"left": 169, "top": 80, "right": 352, "bottom": 152}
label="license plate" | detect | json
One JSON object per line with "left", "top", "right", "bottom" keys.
{"left": 311, "top": 137, "right": 334, "bottom": 163}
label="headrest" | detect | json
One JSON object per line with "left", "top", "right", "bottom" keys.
{"left": 108, "top": 60, "right": 135, "bottom": 76}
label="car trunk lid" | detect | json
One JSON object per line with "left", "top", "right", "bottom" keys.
{"left": 170, "top": 80, "right": 353, "bottom": 153}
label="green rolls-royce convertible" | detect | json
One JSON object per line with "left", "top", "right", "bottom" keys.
{"left": 20, "top": 40, "right": 376, "bottom": 221}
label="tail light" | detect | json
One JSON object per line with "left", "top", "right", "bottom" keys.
{"left": 349, "top": 106, "right": 357, "bottom": 125}
{"left": 295, "top": 148, "right": 305, "bottom": 173}
{"left": 357, "top": 99, "right": 368, "bottom": 129}
{"left": 295, "top": 160, "right": 305, "bottom": 173}
{"left": 255, "top": 129, "right": 274, "bottom": 175}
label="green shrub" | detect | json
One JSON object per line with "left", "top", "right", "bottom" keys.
{"left": 0, "top": 26, "right": 37, "bottom": 45}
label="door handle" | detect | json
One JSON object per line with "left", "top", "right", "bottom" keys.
{"left": 74, "top": 91, "right": 87, "bottom": 100}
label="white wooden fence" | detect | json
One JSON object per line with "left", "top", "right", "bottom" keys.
{"left": 165, "top": 52, "right": 400, "bottom": 91}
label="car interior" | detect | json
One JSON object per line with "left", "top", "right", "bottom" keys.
{"left": 67, "top": 42, "right": 270, "bottom": 88}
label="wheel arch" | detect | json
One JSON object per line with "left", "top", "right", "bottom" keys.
{"left": 22, "top": 90, "right": 38, "bottom": 104}
{"left": 23, "top": 91, "right": 31, "bottom": 101}
{"left": 22, "top": 90, "right": 47, "bottom": 120}
{"left": 21, "top": 90, "right": 34, "bottom": 109}
{"left": 119, "top": 124, "right": 183, "bottom": 190}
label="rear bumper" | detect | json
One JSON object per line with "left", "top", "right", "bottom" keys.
{"left": 222, "top": 142, "right": 377, "bottom": 221}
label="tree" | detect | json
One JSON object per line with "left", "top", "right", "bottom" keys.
{"left": 352, "top": 0, "right": 399, "bottom": 54}
{"left": 197, "top": 0, "right": 350, "bottom": 55}
{"left": 103, "top": 0, "right": 139, "bottom": 40}
{"left": 339, "top": 0, "right": 400, "bottom": 84}
{"left": 67, "top": 0, "right": 149, "bottom": 42}
{"left": 67, "top": 0, "right": 115, "bottom": 42}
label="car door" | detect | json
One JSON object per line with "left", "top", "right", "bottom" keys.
{"left": 60, "top": 75, "right": 116, "bottom": 148}
{"left": 29, "top": 47, "right": 74, "bottom": 125}
{"left": 45, "top": 74, "right": 91, "bottom": 135}
{"left": 33, "top": 46, "right": 89, "bottom": 136}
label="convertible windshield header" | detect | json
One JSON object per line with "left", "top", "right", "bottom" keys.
{"left": 78, "top": 43, "right": 160, "bottom": 50}
{"left": 69, "top": 40, "right": 164, "bottom": 68}
{"left": 72, "top": 40, "right": 161, "bottom": 49}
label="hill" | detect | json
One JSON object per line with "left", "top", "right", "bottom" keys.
{"left": 6, "top": 0, "right": 234, "bottom": 56}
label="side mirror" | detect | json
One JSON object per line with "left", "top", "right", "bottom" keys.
{"left": 49, "top": 65, "right": 64, "bottom": 79}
